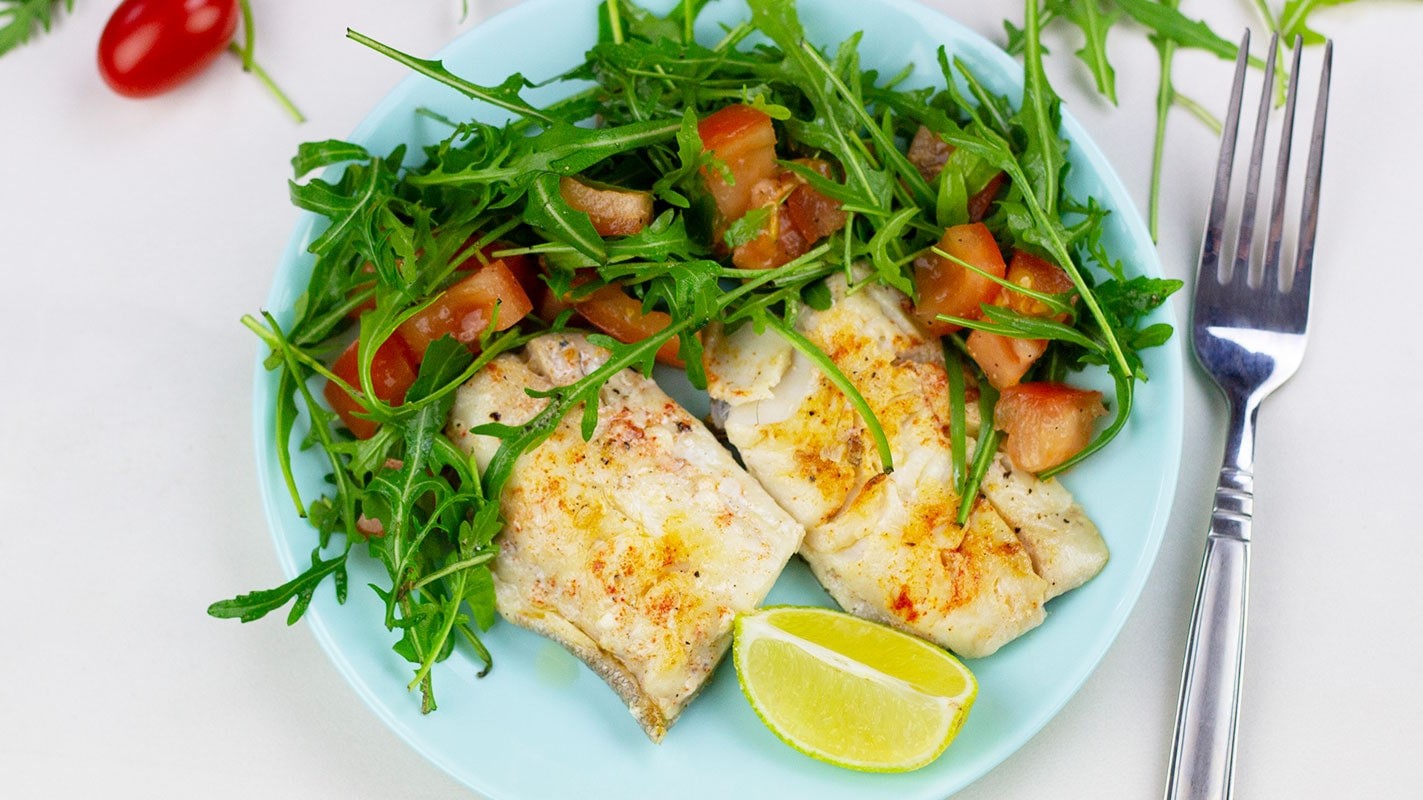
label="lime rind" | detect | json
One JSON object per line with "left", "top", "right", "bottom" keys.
{"left": 732, "top": 606, "right": 978, "bottom": 773}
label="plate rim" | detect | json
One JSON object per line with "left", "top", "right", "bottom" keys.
{"left": 252, "top": 0, "right": 1186, "bottom": 797}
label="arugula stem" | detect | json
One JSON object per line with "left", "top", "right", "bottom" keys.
{"left": 411, "top": 552, "right": 497, "bottom": 593}
{"left": 1249, "top": 0, "right": 1280, "bottom": 32}
{"left": 1040, "top": 368, "right": 1133, "bottom": 478}
{"left": 998, "top": 155, "right": 1133, "bottom": 378}
{"left": 347, "top": 29, "right": 555, "bottom": 124}
{"left": 957, "top": 384, "right": 999, "bottom": 526}
{"left": 256, "top": 312, "right": 359, "bottom": 538}
{"left": 236, "top": 0, "right": 256, "bottom": 70}
{"left": 1021, "top": 0, "right": 1060, "bottom": 215}
{"left": 942, "top": 341, "right": 968, "bottom": 492}
{"left": 607, "top": 0, "right": 625, "bottom": 45}
{"left": 1148, "top": 4, "right": 1180, "bottom": 243}
{"left": 1173, "top": 90, "right": 1223, "bottom": 135}
{"left": 406, "top": 582, "right": 460, "bottom": 698}
{"left": 798, "top": 42, "right": 934, "bottom": 208}
{"left": 929, "top": 246, "right": 1073, "bottom": 317}
{"left": 225, "top": 43, "right": 305, "bottom": 123}
{"left": 457, "top": 620, "right": 494, "bottom": 676}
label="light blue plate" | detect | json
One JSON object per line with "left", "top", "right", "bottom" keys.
{"left": 254, "top": 1, "right": 1184, "bottom": 797}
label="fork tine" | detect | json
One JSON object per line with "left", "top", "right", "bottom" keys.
{"left": 1262, "top": 38, "right": 1304, "bottom": 293}
{"left": 1289, "top": 39, "right": 1332, "bottom": 306}
{"left": 1199, "top": 31, "right": 1253, "bottom": 288}
{"left": 1231, "top": 32, "right": 1279, "bottom": 287}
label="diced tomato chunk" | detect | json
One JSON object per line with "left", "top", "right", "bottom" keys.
{"left": 454, "top": 236, "right": 535, "bottom": 285}
{"left": 1002, "top": 250, "right": 1076, "bottom": 318}
{"left": 966, "top": 330, "right": 1048, "bottom": 391}
{"left": 785, "top": 182, "right": 846, "bottom": 243}
{"left": 322, "top": 336, "right": 419, "bottom": 440}
{"left": 396, "top": 260, "right": 533, "bottom": 360}
{"left": 345, "top": 261, "right": 380, "bottom": 320}
{"left": 730, "top": 158, "right": 844, "bottom": 271}
{"left": 347, "top": 237, "right": 537, "bottom": 320}
{"left": 699, "top": 104, "right": 779, "bottom": 222}
{"left": 994, "top": 382, "right": 1106, "bottom": 473}
{"left": 537, "top": 281, "right": 579, "bottom": 323}
{"left": 558, "top": 177, "right": 654, "bottom": 237}
{"left": 573, "top": 283, "right": 684, "bottom": 367}
{"left": 911, "top": 222, "right": 1007, "bottom": 335}
{"left": 964, "top": 251, "right": 1077, "bottom": 389}
{"left": 732, "top": 205, "right": 810, "bottom": 270}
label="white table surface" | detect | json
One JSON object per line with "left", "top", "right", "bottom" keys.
{"left": 3, "top": 1, "right": 1420, "bottom": 798}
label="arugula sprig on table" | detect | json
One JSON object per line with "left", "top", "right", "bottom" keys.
{"left": 212, "top": 0, "right": 1179, "bottom": 709}
{"left": 1005, "top": 0, "right": 1354, "bottom": 239}
{"left": 0, "top": 0, "right": 70, "bottom": 56}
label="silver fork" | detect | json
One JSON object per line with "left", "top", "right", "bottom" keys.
{"left": 1164, "top": 30, "right": 1331, "bottom": 800}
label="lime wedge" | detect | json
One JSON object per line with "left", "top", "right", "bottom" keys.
{"left": 732, "top": 605, "right": 977, "bottom": 772}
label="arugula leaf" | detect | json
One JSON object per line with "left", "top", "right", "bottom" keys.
{"left": 524, "top": 172, "right": 608, "bottom": 262}
{"left": 1280, "top": 0, "right": 1357, "bottom": 44}
{"left": 746, "top": 0, "right": 891, "bottom": 211}
{"left": 292, "top": 140, "right": 371, "bottom": 177}
{"left": 650, "top": 108, "right": 711, "bottom": 208}
{"left": 1015, "top": 0, "right": 1069, "bottom": 218}
{"left": 0, "top": 0, "right": 72, "bottom": 58}
{"left": 1063, "top": 0, "right": 1120, "bottom": 104}
{"left": 1114, "top": 0, "right": 1260, "bottom": 63}
{"left": 348, "top": 29, "right": 555, "bottom": 124}
{"left": 207, "top": 547, "right": 350, "bottom": 625}
{"left": 722, "top": 207, "right": 773, "bottom": 249}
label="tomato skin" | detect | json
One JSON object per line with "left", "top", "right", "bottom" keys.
{"left": 731, "top": 159, "right": 845, "bottom": 271}
{"left": 966, "top": 251, "right": 1078, "bottom": 388}
{"left": 572, "top": 283, "right": 685, "bottom": 367}
{"left": 783, "top": 159, "right": 845, "bottom": 243}
{"left": 731, "top": 205, "right": 808, "bottom": 270}
{"left": 994, "top": 382, "right": 1106, "bottom": 473}
{"left": 453, "top": 238, "right": 540, "bottom": 304}
{"left": 1002, "top": 251, "right": 1074, "bottom": 317}
{"left": 911, "top": 222, "right": 1007, "bottom": 336}
{"left": 698, "top": 104, "right": 780, "bottom": 223}
{"left": 98, "top": 0, "right": 240, "bottom": 98}
{"left": 323, "top": 336, "right": 419, "bottom": 440}
{"left": 346, "top": 238, "right": 530, "bottom": 321}
{"left": 396, "top": 260, "right": 534, "bottom": 360}
{"left": 966, "top": 329, "right": 1048, "bottom": 390}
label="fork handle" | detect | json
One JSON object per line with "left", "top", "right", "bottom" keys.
{"left": 1165, "top": 449, "right": 1254, "bottom": 800}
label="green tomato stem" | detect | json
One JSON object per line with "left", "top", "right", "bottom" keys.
{"left": 226, "top": 43, "right": 306, "bottom": 123}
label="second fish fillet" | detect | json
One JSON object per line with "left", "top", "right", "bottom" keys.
{"left": 705, "top": 274, "right": 1107, "bottom": 658}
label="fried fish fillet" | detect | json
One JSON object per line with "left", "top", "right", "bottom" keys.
{"left": 447, "top": 334, "right": 804, "bottom": 741}
{"left": 705, "top": 274, "right": 1106, "bottom": 657}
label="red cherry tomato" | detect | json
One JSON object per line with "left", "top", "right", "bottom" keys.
{"left": 98, "top": 0, "right": 241, "bottom": 98}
